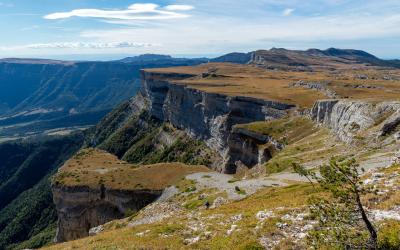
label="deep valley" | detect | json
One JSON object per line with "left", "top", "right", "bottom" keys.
{"left": 2, "top": 48, "right": 400, "bottom": 249}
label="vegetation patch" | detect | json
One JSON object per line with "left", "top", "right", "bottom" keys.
{"left": 228, "top": 177, "right": 241, "bottom": 183}
{"left": 55, "top": 149, "right": 212, "bottom": 190}
{"left": 237, "top": 115, "right": 319, "bottom": 145}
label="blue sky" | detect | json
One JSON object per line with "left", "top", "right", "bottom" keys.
{"left": 1, "top": 0, "right": 400, "bottom": 60}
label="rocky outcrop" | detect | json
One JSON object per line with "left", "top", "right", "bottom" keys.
{"left": 221, "top": 126, "right": 284, "bottom": 173}
{"left": 289, "top": 80, "right": 336, "bottom": 97}
{"left": 310, "top": 99, "right": 400, "bottom": 143}
{"left": 139, "top": 70, "right": 295, "bottom": 172}
{"left": 52, "top": 184, "right": 161, "bottom": 243}
{"left": 378, "top": 111, "right": 400, "bottom": 137}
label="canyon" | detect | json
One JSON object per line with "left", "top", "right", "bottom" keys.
{"left": 2, "top": 49, "right": 400, "bottom": 249}
{"left": 51, "top": 62, "right": 400, "bottom": 244}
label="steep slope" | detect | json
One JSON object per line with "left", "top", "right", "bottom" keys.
{"left": 0, "top": 59, "right": 203, "bottom": 127}
{"left": 40, "top": 58, "right": 400, "bottom": 249}
{"left": 0, "top": 108, "right": 111, "bottom": 138}
{"left": 0, "top": 133, "right": 83, "bottom": 249}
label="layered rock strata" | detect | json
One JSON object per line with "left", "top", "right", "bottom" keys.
{"left": 139, "top": 70, "right": 295, "bottom": 172}
{"left": 52, "top": 184, "right": 161, "bottom": 243}
{"left": 310, "top": 99, "right": 400, "bottom": 143}
{"left": 221, "top": 126, "right": 285, "bottom": 174}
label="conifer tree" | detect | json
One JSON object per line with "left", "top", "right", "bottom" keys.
{"left": 301, "top": 159, "right": 378, "bottom": 249}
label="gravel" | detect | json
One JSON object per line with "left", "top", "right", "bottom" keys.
{"left": 153, "top": 186, "right": 179, "bottom": 202}
{"left": 186, "top": 172, "right": 288, "bottom": 200}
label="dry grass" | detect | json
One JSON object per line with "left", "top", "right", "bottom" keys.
{"left": 55, "top": 149, "right": 212, "bottom": 190}
{"left": 145, "top": 63, "right": 400, "bottom": 109}
{"left": 237, "top": 115, "right": 319, "bottom": 145}
{"left": 42, "top": 182, "right": 321, "bottom": 250}
{"left": 43, "top": 154, "right": 400, "bottom": 249}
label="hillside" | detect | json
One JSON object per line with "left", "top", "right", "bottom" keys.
{"left": 210, "top": 47, "right": 400, "bottom": 68}
{"left": 0, "top": 58, "right": 204, "bottom": 142}
{"left": 2, "top": 48, "right": 400, "bottom": 249}
{"left": 0, "top": 133, "right": 83, "bottom": 250}
{"left": 32, "top": 56, "right": 400, "bottom": 249}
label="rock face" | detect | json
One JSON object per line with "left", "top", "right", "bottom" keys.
{"left": 289, "top": 80, "right": 336, "bottom": 97}
{"left": 52, "top": 184, "right": 162, "bottom": 243}
{"left": 139, "top": 70, "right": 295, "bottom": 172}
{"left": 310, "top": 99, "right": 400, "bottom": 143}
{"left": 221, "top": 126, "right": 285, "bottom": 174}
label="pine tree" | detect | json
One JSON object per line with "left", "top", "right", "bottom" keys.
{"left": 304, "top": 159, "right": 378, "bottom": 249}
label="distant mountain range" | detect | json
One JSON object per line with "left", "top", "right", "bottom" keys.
{"left": 116, "top": 53, "right": 209, "bottom": 62}
{"left": 210, "top": 48, "right": 400, "bottom": 68}
{"left": 1, "top": 48, "right": 399, "bottom": 137}
{"left": 0, "top": 57, "right": 205, "bottom": 129}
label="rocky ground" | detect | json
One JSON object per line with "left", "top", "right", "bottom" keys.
{"left": 186, "top": 172, "right": 288, "bottom": 200}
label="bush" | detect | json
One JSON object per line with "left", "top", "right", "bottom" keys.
{"left": 378, "top": 220, "right": 400, "bottom": 249}
{"left": 124, "top": 209, "right": 136, "bottom": 218}
{"left": 127, "top": 212, "right": 139, "bottom": 222}
{"left": 115, "top": 223, "right": 126, "bottom": 229}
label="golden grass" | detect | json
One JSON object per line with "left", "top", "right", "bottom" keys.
{"left": 42, "top": 182, "right": 321, "bottom": 250}
{"left": 55, "top": 149, "right": 212, "bottom": 190}
{"left": 237, "top": 115, "right": 319, "bottom": 145}
{"left": 43, "top": 155, "right": 400, "bottom": 249}
{"left": 145, "top": 63, "right": 400, "bottom": 109}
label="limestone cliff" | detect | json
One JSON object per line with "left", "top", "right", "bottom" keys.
{"left": 221, "top": 126, "right": 285, "bottom": 174}
{"left": 139, "top": 70, "right": 295, "bottom": 173}
{"left": 310, "top": 99, "right": 400, "bottom": 143}
{"left": 52, "top": 184, "right": 161, "bottom": 243}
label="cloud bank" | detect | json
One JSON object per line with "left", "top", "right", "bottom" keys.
{"left": 44, "top": 4, "right": 194, "bottom": 20}
{"left": 0, "top": 42, "right": 160, "bottom": 50}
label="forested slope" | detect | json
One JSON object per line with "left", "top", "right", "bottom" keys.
{"left": 0, "top": 133, "right": 83, "bottom": 249}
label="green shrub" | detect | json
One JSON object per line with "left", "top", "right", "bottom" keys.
{"left": 128, "top": 212, "right": 139, "bottom": 222}
{"left": 183, "top": 200, "right": 203, "bottom": 210}
{"left": 184, "top": 186, "right": 196, "bottom": 192}
{"left": 154, "top": 224, "right": 183, "bottom": 234}
{"left": 124, "top": 209, "right": 136, "bottom": 218}
{"left": 115, "top": 222, "right": 126, "bottom": 229}
{"left": 229, "top": 178, "right": 241, "bottom": 183}
{"left": 240, "top": 241, "right": 265, "bottom": 250}
{"left": 378, "top": 220, "right": 400, "bottom": 249}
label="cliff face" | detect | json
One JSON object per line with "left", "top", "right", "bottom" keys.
{"left": 140, "top": 70, "right": 295, "bottom": 173}
{"left": 310, "top": 99, "right": 400, "bottom": 143}
{"left": 221, "top": 126, "right": 284, "bottom": 173}
{"left": 52, "top": 184, "right": 161, "bottom": 243}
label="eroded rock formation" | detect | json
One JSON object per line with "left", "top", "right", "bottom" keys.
{"left": 139, "top": 70, "right": 295, "bottom": 172}
{"left": 310, "top": 99, "right": 400, "bottom": 143}
{"left": 52, "top": 184, "right": 161, "bottom": 243}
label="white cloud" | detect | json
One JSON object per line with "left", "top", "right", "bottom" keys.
{"left": 18, "top": 26, "right": 39, "bottom": 32}
{"left": 75, "top": 12, "right": 400, "bottom": 56}
{"left": 43, "top": 3, "right": 194, "bottom": 20}
{"left": 165, "top": 5, "right": 195, "bottom": 11}
{"left": 282, "top": 8, "right": 294, "bottom": 16}
{"left": 0, "top": 42, "right": 161, "bottom": 50}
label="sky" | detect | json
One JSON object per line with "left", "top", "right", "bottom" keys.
{"left": 1, "top": 0, "right": 400, "bottom": 60}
